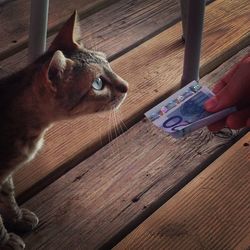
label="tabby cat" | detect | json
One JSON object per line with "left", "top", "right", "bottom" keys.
{"left": 0, "top": 12, "right": 128, "bottom": 249}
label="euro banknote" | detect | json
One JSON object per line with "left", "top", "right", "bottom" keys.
{"left": 145, "top": 81, "right": 236, "bottom": 138}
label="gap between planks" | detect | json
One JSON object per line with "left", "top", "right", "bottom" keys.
{"left": 114, "top": 133, "right": 250, "bottom": 250}
{"left": 10, "top": 0, "right": 250, "bottom": 199}
{"left": 22, "top": 47, "right": 249, "bottom": 249}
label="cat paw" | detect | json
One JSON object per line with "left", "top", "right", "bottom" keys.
{"left": 14, "top": 208, "right": 39, "bottom": 233}
{"left": 11, "top": 209, "right": 39, "bottom": 233}
{"left": 1, "top": 233, "right": 25, "bottom": 250}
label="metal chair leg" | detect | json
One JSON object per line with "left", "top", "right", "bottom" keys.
{"left": 180, "top": 0, "right": 188, "bottom": 42}
{"left": 181, "top": 0, "right": 206, "bottom": 86}
{"left": 28, "top": 0, "right": 49, "bottom": 62}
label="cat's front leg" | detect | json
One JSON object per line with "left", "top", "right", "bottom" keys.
{"left": 0, "top": 176, "right": 39, "bottom": 233}
{"left": 0, "top": 216, "right": 25, "bottom": 250}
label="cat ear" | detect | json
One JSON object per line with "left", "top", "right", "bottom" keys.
{"left": 46, "top": 50, "right": 72, "bottom": 87}
{"left": 49, "top": 11, "right": 81, "bottom": 51}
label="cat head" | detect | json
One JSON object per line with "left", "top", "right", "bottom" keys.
{"left": 36, "top": 12, "right": 128, "bottom": 120}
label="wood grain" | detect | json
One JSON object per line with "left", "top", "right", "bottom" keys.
{"left": 10, "top": 0, "right": 250, "bottom": 198}
{"left": 0, "top": 0, "right": 181, "bottom": 72}
{"left": 22, "top": 47, "right": 249, "bottom": 250}
{"left": 114, "top": 133, "right": 250, "bottom": 250}
{"left": 76, "top": 0, "right": 181, "bottom": 61}
{"left": 0, "top": 0, "right": 117, "bottom": 60}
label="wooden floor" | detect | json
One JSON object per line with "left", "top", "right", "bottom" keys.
{"left": 115, "top": 133, "right": 250, "bottom": 249}
{"left": 0, "top": 0, "right": 249, "bottom": 249}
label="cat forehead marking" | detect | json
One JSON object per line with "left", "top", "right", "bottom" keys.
{"left": 73, "top": 50, "right": 108, "bottom": 65}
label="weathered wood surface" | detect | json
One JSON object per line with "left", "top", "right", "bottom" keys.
{"left": 9, "top": 0, "right": 250, "bottom": 198}
{"left": 22, "top": 47, "right": 249, "bottom": 250}
{"left": 80, "top": 0, "right": 182, "bottom": 61}
{"left": 0, "top": 0, "right": 181, "bottom": 71}
{"left": 0, "top": 0, "right": 117, "bottom": 60}
{"left": 115, "top": 133, "right": 250, "bottom": 250}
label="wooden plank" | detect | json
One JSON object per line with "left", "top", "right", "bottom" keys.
{"left": 0, "top": 0, "right": 117, "bottom": 60}
{"left": 0, "top": 0, "right": 182, "bottom": 196}
{"left": 7, "top": 0, "right": 250, "bottom": 198}
{"left": 0, "top": 0, "right": 181, "bottom": 71}
{"left": 0, "top": 0, "right": 213, "bottom": 65}
{"left": 22, "top": 47, "right": 249, "bottom": 249}
{"left": 76, "top": 0, "right": 182, "bottom": 61}
{"left": 114, "top": 133, "right": 250, "bottom": 250}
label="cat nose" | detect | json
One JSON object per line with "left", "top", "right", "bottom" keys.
{"left": 116, "top": 81, "right": 128, "bottom": 93}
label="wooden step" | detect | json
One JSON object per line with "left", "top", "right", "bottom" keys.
{"left": 22, "top": 47, "right": 249, "bottom": 249}
{"left": 0, "top": 0, "right": 181, "bottom": 73}
{"left": 1, "top": 0, "right": 182, "bottom": 198}
{"left": 0, "top": 0, "right": 117, "bottom": 60}
{"left": 114, "top": 133, "right": 250, "bottom": 250}
{"left": 9, "top": 0, "right": 250, "bottom": 198}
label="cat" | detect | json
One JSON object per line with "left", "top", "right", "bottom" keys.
{"left": 0, "top": 12, "right": 128, "bottom": 249}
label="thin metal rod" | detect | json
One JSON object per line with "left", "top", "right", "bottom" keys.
{"left": 181, "top": 0, "right": 206, "bottom": 86}
{"left": 28, "top": 0, "right": 49, "bottom": 62}
{"left": 180, "top": 0, "right": 188, "bottom": 41}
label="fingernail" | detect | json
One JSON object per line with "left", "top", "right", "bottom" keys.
{"left": 205, "top": 97, "right": 218, "bottom": 111}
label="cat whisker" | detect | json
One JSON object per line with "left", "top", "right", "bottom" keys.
{"left": 113, "top": 110, "right": 128, "bottom": 148}
{"left": 98, "top": 127, "right": 103, "bottom": 147}
{"left": 108, "top": 110, "right": 113, "bottom": 143}
{"left": 112, "top": 110, "right": 122, "bottom": 159}
{"left": 115, "top": 110, "right": 125, "bottom": 140}
{"left": 108, "top": 110, "right": 117, "bottom": 156}
{"left": 114, "top": 111, "right": 125, "bottom": 137}
{"left": 114, "top": 110, "right": 129, "bottom": 156}
{"left": 113, "top": 110, "right": 120, "bottom": 134}
{"left": 108, "top": 110, "right": 115, "bottom": 154}
{"left": 115, "top": 110, "right": 128, "bottom": 132}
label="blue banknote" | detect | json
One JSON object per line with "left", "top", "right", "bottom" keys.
{"left": 145, "top": 81, "right": 236, "bottom": 138}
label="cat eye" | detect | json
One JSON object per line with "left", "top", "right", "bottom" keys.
{"left": 92, "top": 77, "right": 103, "bottom": 90}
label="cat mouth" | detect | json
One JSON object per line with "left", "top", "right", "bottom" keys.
{"left": 111, "top": 93, "right": 127, "bottom": 110}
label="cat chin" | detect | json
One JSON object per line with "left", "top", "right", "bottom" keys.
{"left": 67, "top": 105, "right": 106, "bottom": 117}
{"left": 97, "top": 98, "right": 127, "bottom": 113}
{"left": 97, "top": 111, "right": 109, "bottom": 118}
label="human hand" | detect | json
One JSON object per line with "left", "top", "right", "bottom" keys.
{"left": 204, "top": 54, "right": 250, "bottom": 131}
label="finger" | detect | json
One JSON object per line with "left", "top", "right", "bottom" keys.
{"left": 207, "top": 118, "right": 226, "bottom": 132}
{"left": 219, "top": 59, "right": 241, "bottom": 84}
{"left": 226, "top": 107, "right": 250, "bottom": 129}
{"left": 212, "top": 54, "right": 250, "bottom": 94}
{"left": 212, "top": 79, "right": 227, "bottom": 94}
{"left": 204, "top": 85, "right": 235, "bottom": 112}
{"left": 247, "top": 118, "right": 250, "bottom": 127}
